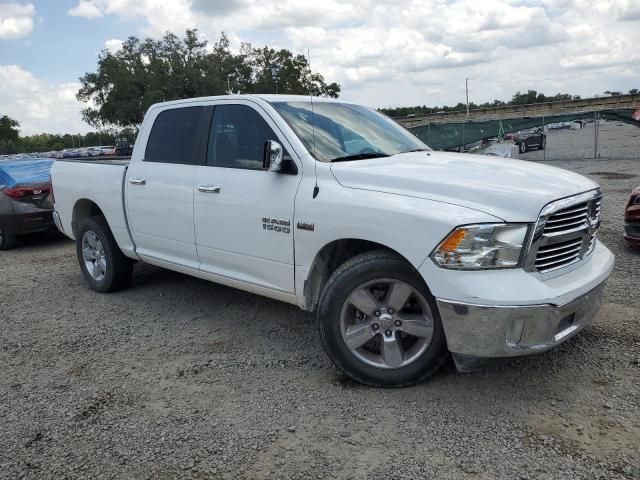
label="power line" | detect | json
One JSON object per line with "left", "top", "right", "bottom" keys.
{"left": 382, "top": 79, "right": 466, "bottom": 108}
{"left": 469, "top": 62, "right": 637, "bottom": 84}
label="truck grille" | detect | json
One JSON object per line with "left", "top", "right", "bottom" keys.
{"left": 526, "top": 191, "right": 602, "bottom": 273}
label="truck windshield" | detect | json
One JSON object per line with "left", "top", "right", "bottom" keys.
{"left": 270, "top": 101, "right": 429, "bottom": 163}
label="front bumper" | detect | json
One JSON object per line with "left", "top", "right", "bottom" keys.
{"left": 430, "top": 240, "right": 614, "bottom": 358}
{"left": 437, "top": 282, "right": 605, "bottom": 357}
{"left": 624, "top": 221, "right": 640, "bottom": 246}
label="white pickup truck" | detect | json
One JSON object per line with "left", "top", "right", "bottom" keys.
{"left": 51, "top": 95, "right": 614, "bottom": 387}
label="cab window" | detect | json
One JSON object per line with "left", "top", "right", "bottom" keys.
{"left": 145, "top": 106, "right": 206, "bottom": 165}
{"left": 207, "top": 105, "right": 282, "bottom": 170}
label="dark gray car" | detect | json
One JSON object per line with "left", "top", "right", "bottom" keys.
{"left": 0, "top": 160, "right": 54, "bottom": 249}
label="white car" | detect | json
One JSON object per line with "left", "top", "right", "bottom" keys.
{"left": 50, "top": 95, "right": 614, "bottom": 387}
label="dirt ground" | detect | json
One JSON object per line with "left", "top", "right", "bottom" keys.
{"left": 1, "top": 158, "right": 639, "bottom": 480}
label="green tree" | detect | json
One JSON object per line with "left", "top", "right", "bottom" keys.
{"left": 78, "top": 29, "right": 340, "bottom": 128}
{"left": 0, "top": 115, "right": 20, "bottom": 142}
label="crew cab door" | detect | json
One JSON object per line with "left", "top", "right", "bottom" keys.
{"left": 194, "top": 102, "right": 301, "bottom": 295}
{"left": 126, "top": 105, "right": 209, "bottom": 268}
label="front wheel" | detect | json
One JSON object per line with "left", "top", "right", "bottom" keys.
{"left": 0, "top": 226, "right": 17, "bottom": 250}
{"left": 519, "top": 141, "right": 527, "bottom": 154}
{"left": 317, "top": 251, "right": 448, "bottom": 387}
{"left": 75, "top": 216, "right": 133, "bottom": 292}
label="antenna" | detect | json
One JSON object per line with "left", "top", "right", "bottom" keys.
{"left": 308, "top": 49, "right": 319, "bottom": 199}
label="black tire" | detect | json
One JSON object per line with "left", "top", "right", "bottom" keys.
{"left": 75, "top": 216, "right": 133, "bottom": 292}
{"left": 539, "top": 137, "right": 546, "bottom": 150}
{"left": 317, "top": 251, "right": 448, "bottom": 388}
{"left": 0, "top": 226, "right": 17, "bottom": 250}
{"left": 519, "top": 141, "right": 527, "bottom": 154}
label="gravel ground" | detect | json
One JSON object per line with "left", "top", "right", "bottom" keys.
{"left": 1, "top": 158, "right": 639, "bottom": 480}
{"left": 523, "top": 121, "right": 640, "bottom": 162}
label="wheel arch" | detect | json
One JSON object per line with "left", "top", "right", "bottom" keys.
{"left": 72, "top": 198, "right": 105, "bottom": 237}
{"left": 303, "top": 238, "right": 417, "bottom": 312}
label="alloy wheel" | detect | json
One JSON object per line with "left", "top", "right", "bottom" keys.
{"left": 339, "top": 279, "right": 435, "bottom": 369}
{"left": 81, "top": 230, "right": 107, "bottom": 281}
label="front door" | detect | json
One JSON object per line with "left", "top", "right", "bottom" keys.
{"left": 194, "top": 102, "right": 301, "bottom": 294}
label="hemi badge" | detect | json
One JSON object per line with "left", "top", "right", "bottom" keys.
{"left": 297, "top": 222, "right": 315, "bottom": 232}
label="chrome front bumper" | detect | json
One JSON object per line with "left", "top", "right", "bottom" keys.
{"left": 436, "top": 282, "right": 606, "bottom": 357}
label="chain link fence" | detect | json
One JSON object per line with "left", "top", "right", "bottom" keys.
{"left": 406, "top": 109, "right": 640, "bottom": 161}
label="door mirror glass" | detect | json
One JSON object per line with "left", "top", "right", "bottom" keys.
{"left": 263, "top": 140, "right": 284, "bottom": 172}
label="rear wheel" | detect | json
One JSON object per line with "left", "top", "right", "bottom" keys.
{"left": 317, "top": 251, "right": 448, "bottom": 388}
{"left": 0, "top": 226, "right": 17, "bottom": 250}
{"left": 75, "top": 216, "right": 133, "bottom": 292}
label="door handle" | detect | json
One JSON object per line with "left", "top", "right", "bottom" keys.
{"left": 197, "top": 185, "right": 221, "bottom": 194}
{"left": 128, "top": 178, "right": 146, "bottom": 185}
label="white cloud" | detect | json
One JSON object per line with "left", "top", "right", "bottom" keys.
{"left": 21, "top": 0, "right": 640, "bottom": 132}
{"left": 104, "top": 38, "right": 123, "bottom": 52}
{"left": 68, "top": 0, "right": 103, "bottom": 19}
{"left": 0, "top": 2, "right": 36, "bottom": 39}
{"left": 0, "top": 65, "right": 89, "bottom": 134}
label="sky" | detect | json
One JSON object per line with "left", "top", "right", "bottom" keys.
{"left": 0, "top": 0, "right": 639, "bottom": 135}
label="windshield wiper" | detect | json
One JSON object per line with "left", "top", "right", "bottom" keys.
{"left": 401, "top": 148, "right": 430, "bottom": 153}
{"left": 330, "top": 152, "right": 390, "bottom": 162}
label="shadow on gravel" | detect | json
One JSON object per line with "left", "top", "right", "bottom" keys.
{"left": 8, "top": 229, "right": 70, "bottom": 250}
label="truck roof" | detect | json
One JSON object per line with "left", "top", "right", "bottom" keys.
{"left": 148, "top": 94, "right": 354, "bottom": 110}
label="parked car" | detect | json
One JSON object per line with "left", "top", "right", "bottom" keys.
{"left": 506, "top": 128, "right": 546, "bottom": 154}
{"left": 624, "top": 186, "right": 640, "bottom": 247}
{"left": 99, "top": 146, "right": 116, "bottom": 156}
{"left": 0, "top": 159, "right": 54, "bottom": 249}
{"left": 50, "top": 95, "right": 614, "bottom": 387}
{"left": 61, "top": 149, "right": 81, "bottom": 158}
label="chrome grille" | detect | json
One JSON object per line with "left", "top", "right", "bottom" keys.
{"left": 525, "top": 191, "right": 602, "bottom": 273}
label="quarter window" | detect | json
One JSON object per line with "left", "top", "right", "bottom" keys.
{"left": 145, "top": 106, "right": 206, "bottom": 165}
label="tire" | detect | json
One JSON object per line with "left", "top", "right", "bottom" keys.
{"left": 0, "top": 226, "right": 17, "bottom": 250}
{"left": 519, "top": 141, "right": 527, "bottom": 154}
{"left": 317, "top": 251, "right": 448, "bottom": 388}
{"left": 75, "top": 216, "right": 133, "bottom": 292}
{"left": 539, "top": 137, "right": 546, "bottom": 150}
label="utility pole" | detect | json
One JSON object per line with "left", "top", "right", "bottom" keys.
{"left": 465, "top": 77, "right": 470, "bottom": 118}
{"left": 270, "top": 63, "right": 281, "bottom": 95}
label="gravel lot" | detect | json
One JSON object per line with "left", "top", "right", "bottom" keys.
{"left": 525, "top": 121, "right": 640, "bottom": 162}
{"left": 1, "top": 157, "right": 639, "bottom": 480}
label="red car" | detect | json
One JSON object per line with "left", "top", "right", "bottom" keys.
{"left": 624, "top": 186, "right": 640, "bottom": 247}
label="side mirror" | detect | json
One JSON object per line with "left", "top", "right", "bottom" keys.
{"left": 263, "top": 140, "right": 284, "bottom": 172}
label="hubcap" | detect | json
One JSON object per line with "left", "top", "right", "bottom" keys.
{"left": 81, "top": 231, "right": 106, "bottom": 281}
{"left": 339, "top": 279, "right": 435, "bottom": 369}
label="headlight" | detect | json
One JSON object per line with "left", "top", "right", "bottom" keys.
{"left": 430, "top": 224, "right": 530, "bottom": 270}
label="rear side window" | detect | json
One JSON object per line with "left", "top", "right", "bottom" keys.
{"left": 207, "top": 104, "right": 281, "bottom": 170}
{"left": 145, "top": 106, "right": 206, "bottom": 165}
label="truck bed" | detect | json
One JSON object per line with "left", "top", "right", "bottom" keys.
{"left": 50, "top": 158, "right": 134, "bottom": 255}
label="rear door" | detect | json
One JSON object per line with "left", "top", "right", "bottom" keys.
{"left": 193, "top": 101, "right": 301, "bottom": 294}
{"left": 126, "top": 105, "right": 209, "bottom": 269}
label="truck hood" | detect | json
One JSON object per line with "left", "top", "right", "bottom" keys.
{"left": 330, "top": 151, "right": 599, "bottom": 221}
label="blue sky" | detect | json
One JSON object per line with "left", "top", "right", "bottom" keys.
{"left": 1, "top": 0, "right": 639, "bottom": 134}
{"left": 0, "top": 1, "right": 131, "bottom": 82}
